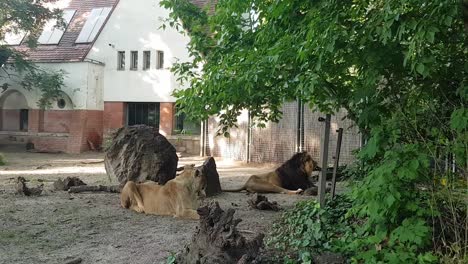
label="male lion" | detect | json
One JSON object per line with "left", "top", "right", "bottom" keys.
{"left": 224, "top": 152, "right": 316, "bottom": 194}
{"left": 120, "top": 165, "right": 206, "bottom": 219}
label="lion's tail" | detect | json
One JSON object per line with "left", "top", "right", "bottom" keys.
{"left": 222, "top": 185, "right": 246, "bottom": 192}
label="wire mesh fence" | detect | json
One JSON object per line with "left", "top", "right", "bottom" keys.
{"left": 250, "top": 102, "right": 298, "bottom": 163}
{"left": 206, "top": 101, "right": 361, "bottom": 165}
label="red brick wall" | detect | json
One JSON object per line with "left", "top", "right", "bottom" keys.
{"left": 103, "top": 102, "right": 126, "bottom": 134}
{"left": 67, "top": 110, "right": 103, "bottom": 153}
{"left": 32, "top": 136, "right": 70, "bottom": 152}
{"left": 160, "top": 102, "right": 174, "bottom": 136}
{"left": 28, "top": 109, "right": 42, "bottom": 133}
{"left": 43, "top": 110, "right": 72, "bottom": 133}
{"left": 2, "top": 109, "right": 20, "bottom": 131}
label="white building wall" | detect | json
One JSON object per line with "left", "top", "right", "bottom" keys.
{"left": 0, "top": 62, "right": 102, "bottom": 110}
{"left": 86, "top": 0, "right": 192, "bottom": 103}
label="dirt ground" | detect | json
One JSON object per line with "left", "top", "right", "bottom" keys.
{"left": 0, "top": 144, "right": 313, "bottom": 264}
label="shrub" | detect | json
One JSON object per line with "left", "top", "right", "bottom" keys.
{"left": 266, "top": 195, "right": 355, "bottom": 263}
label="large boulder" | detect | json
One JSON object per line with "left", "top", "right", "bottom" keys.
{"left": 104, "top": 125, "right": 178, "bottom": 185}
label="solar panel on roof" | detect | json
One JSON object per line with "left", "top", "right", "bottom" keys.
{"left": 76, "top": 7, "right": 112, "bottom": 43}
{"left": 0, "top": 30, "right": 26, "bottom": 46}
{"left": 37, "top": 9, "right": 76, "bottom": 45}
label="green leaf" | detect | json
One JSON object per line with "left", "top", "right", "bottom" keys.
{"left": 416, "top": 63, "right": 425, "bottom": 76}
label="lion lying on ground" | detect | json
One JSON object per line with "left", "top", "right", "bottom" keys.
{"left": 224, "top": 151, "right": 316, "bottom": 194}
{"left": 120, "top": 165, "right": 206, "bottom": 219}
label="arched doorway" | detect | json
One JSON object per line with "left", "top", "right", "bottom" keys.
{"left": 0, "top": 90, "right": 29, "bottom": 131}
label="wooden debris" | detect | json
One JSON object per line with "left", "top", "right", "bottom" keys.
{"left": 303, "top": 184, "right": 331, "bottom": 196}
{"left": 15, "top": 177, "right": 43, "bottom": 196}
{"left": 248, "top": 194, "right": 281, "bottom": 211}
{"left": 80, "top": 160, "right": 104, "bottom": 164}
{"left": 26, "top": 149, "right": 62, "bottom": 154}
{"left": 64, "top": 257, "right": 82, "bottom": 264}
{"left": 53, "top": 177, "right": 87, "bottom": 191}
{"left": 68, "top": 185, "right": 121, "bottom": 193}
{"left": 35, "top": 164, "right": 52, "bottom": 169}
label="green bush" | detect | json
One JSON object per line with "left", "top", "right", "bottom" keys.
{"left": 266, "top": 195, "right": 356, "bottom": 263}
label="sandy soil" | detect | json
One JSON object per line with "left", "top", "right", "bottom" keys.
{"left": 0, "top": 144, "right": 312, "bottom": 264}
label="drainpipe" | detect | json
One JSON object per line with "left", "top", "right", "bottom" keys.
{"left": 246, "top": 111, "right": 252, "bottom": 163}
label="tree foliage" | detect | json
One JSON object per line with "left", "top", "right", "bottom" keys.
{"left": 163, "top": 0, "right": 467, "bottom": 262}
{"left": 0, "top": 0, "right": 65, "bottom": 108}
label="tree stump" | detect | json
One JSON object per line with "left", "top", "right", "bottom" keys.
{"left": 104, "top": 125, "right": 178, "bottom": 185}
{"left": 198, "top": 157, "right": 222, "bottom": 197}
{"left": 176, "top": 202, "right": 264, "bottom": 264}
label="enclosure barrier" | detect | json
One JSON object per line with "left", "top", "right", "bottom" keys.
{"left": 203, "top": 101, "right": 361, "bottom": 166}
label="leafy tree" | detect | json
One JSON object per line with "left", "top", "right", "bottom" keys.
{"left": 0, "top": 0, "right": 65, "bottom": 108}
{"left": 162, "top": 0, "right": 467, "bottom": 262}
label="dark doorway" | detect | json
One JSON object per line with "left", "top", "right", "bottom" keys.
{"left": 19, "top": 109, "right": 28, "bottom": 131}
{"left": 127, "top": 103, "right": 160, "bottom": 128}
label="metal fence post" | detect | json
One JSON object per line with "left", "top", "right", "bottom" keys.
{"left": 318, "top": 114, "right": 331, "bottom": 207}
{"left": 331, "top": 128, "right": 343, "bottom": 198}
{"left": 200, "top": 120, "right": 205, "bottom": 157}
{"left": 296, "top": 100, "right": 302, "bottom": 153}
{"left": 246, "top": 111, "right": 251, "bottom": 163}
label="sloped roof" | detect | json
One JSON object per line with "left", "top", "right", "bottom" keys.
{"left": 14, "top": 0, "right": 215, "bottom": 63}
{"left": 15, "top": 0, "right": 119, "bottom": 62}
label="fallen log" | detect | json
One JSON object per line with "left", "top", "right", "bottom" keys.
{"left": 68, "top": 185, "right": 121, "bottom": 193}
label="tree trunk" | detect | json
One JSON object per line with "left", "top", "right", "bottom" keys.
{"left": 198, "top": 157, "right": 222, "bottom": 197}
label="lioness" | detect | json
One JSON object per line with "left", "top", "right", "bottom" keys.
{"left": 224, "top": 151, "right": 316, "bottom": 194}
{"left": 120, "top": 165, "right": 206, "bottom": 219}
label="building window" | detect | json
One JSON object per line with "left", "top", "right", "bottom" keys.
{"left": 174, "top": 112, "right": 201, "bottom": 135}
{"left": 117, "top": 51, "right": 125, "bottom": 70}
{"left": 19, "top": 109, "right": 28, "bottom": 132}
{"left": 57, "top": 98, "right": 66, "bottom": 109}
{"left": 127, "top": 102, "right": 160, "bottom": 128}
{"left": 156, "top": 50, "right": 164, "bottom": 69}
{"left": 130, "top": 51, "right": 138, "bottom": 70}
{"left": 143, "top": 51, "right": 151, "bottom": 70}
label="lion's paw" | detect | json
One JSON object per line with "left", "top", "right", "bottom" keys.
{"left": 134, "top": 207, "right": 145, "bottom": 213}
